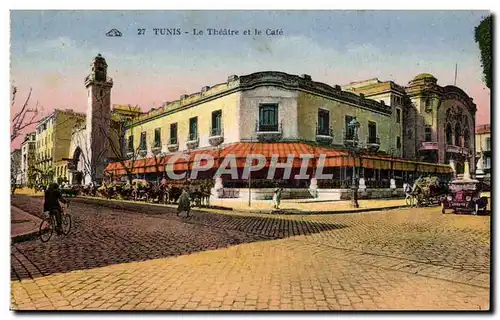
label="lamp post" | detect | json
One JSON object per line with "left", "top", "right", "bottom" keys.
{"left": 348, "top": 118, "right": 361, "bottom": 208}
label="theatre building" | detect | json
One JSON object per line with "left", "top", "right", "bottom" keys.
{"left": 103, "top": 68, "right": 471, "bottom": 200}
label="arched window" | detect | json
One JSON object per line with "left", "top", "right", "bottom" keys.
{"left": 464, "top": 128, "right": 470, "bottom": 148}
{"left": 446, "top": 123, "right": 453, "bottom": 145}
{"left": 425, "top": 98, "right": 432, "bottom": 111}
{"left": 454, "top": 123, "right": 461, "bottom": 146}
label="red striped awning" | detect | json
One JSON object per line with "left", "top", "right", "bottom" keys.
{"left": 104, "top": 142, "right": 454, "bottom": 176}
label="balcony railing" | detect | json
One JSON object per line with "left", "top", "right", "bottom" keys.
{"left": 209, "top": 127, "right": 224, "bottom": 147}
{"left": 343, "top": 132, "right": 357, "bottom": 147}
{"left": 366, "top": 136, "right": 380, "bottom": 152}
{"left": 167, "top": 137, "right": 178, "bottom": 152}
{"left": 138, "top": 145, "right": 147, "bottom": 157}
{"left": 186, "top": 133, "right": 199, "bottom": 150}
{"left": 255, "top": 120, "right": 283, "bottom": 142}
{"left": 367, "top": 136, "right": 380, "bottom": 145}
{"left": 152, "top": 140, "right": 162, "bottom": 154}
{"left": 316, "top": 125, "right": 334, "bottom": 145}
{"left": 446, "top": 144, "right": 461, "bottom": 153}
{"left": 211, "top": 127, "right": 223, "bottom": 137}
{"left": 419, "top": 141, "right": 439, "bottom": 151}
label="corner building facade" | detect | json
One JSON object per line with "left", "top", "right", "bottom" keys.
{"left": 105, "top": 70, "right": 463, "bottom": 200}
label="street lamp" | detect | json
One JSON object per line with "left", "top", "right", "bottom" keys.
{"left": 348, "top": 118, "right": 361, "bottom": 208}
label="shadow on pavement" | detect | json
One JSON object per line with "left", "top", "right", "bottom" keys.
{"left": 11, "top": 195, "right": 347, "bottom": 281}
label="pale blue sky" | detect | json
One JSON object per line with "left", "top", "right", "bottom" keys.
{"left": 10, "top": 10, "right": 491, "bottom": 148}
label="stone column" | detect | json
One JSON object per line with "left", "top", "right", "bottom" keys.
{"left": 390, "top": 178, "right": 396, "bottom": 189}
{"left": 211, "top": 176, "right": 224, "bottom": 199}
{"left": 449, "top": 159, "right": 456, "bottom": 178}
{"left": 463, "top": 160, "right": 471, "bottom": 180}
{"left": 475, "top": 153, "right": 485, "bottom": 177}
{"left": 358, "top": 177, "right": 366, "bottom": 191}
{"left": 309, "top": 177, "right": 318, "bottom": 198}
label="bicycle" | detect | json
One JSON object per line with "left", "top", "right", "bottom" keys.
{"left": 39, "top": 203, "right": 72, "bottom": 242}
{"left": 405, "top": 193, "right": 415, "bottom": 207}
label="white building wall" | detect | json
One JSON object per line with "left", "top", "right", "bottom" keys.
{"left": 239, "top": 86, "right": 299, "bottom": 140}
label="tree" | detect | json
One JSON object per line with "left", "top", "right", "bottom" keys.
{"left": 71, "top": 121, "right": 107, "bottom": 184}
{"left": 11, "top": 86, "right": 41, "bottom": 142}
{"left": 475, "top": 15, "right": 492, "bottom": 89}
{"left": 97, "top": 102, "right": 145, "bottom": 184}
{"left": 11, "top": 151, "right": 22, "bottom": 194}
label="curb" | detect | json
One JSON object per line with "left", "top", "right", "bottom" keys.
{"left": 246, "top": 205, "right": 410, "bottom": 215}
{"left": 74, "top": 196, "right": 409, "bottom": 216}
{"left": 77, "top": 196, "right": 234, "bottom": 212}
{"left": 11, "top": 229, "right": 41, "bottom": 244}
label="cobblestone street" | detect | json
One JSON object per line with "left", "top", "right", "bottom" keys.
{"left": 10, "top": 195, "right": 490, "bottom": 311}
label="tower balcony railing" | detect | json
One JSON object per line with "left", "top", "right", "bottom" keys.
{"left": 255, "top": 120, "right": 283, "bottom": 142}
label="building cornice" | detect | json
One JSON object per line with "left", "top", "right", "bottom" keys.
{"left": 126, "top": 71, "right": 392, "bottom": 129}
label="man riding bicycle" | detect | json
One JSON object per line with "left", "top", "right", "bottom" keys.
{"left": 43, "top": 182, "right": 68, "bottom": 235}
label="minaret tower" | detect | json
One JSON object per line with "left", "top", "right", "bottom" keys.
{"left": 84, "top": 53, "right": 113, "bottom": 184}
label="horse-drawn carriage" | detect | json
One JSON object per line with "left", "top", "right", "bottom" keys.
{"left": 406, "top": 176, "right": 449, "bottom": 207}
{"left": 88, "top": 178, "right": 214, "bottom": 207}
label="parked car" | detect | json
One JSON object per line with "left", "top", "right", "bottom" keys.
{"left": 441, "top": 179, "right": 488, "bottom": 215}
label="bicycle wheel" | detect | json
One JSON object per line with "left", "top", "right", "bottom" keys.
{"left": 61, "top": 214, "right": 72, "bottom": 235}
{"left": 39, "top": 216, "right": 54, "bottom": 242}
{"left": 405, "top": 196, "right": 413, "bottom": 207}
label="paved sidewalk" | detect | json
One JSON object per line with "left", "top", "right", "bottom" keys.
{"left": 11, "top": 206, "right": 42, "bottom": 243}
{"left": 11, "top": 237, "right": 489, "bottom": 311}
{"left": 13, "top": 188, "right": 44, "bottom": 197}
{"left": 209, "top": 198, "right": 408, "bottom": 213}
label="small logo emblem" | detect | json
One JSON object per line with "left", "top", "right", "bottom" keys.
{"left": 106, "top": 29, "right": 123, "bottom": 37}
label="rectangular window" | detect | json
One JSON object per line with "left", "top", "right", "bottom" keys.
{"left": 368, "top": 121, "right": 377, "bottom": 144}
{"left": 485, "top": 157, "right": 491, "bottom": 168}
{"left": 140, "top": 132, "right": 147, "bottom": 150}
{"left": 154, "top": 128, "right": 161, "bottom": 148}
{"left": 127, "top": 135, "right": 134, "bottom": 152}
{"left": 211, "top": 110, "right": 222, "bottom": 136}
{"left": 425, "top": 98, "right": 432, "bottom": 111}
{"left": 189, "top": 117, "right": 198, "bottom": 140}
{"left": 258, "top": 104, "right": 279, "bottom": 132}
{"left": 486, "top": 137, "right": 491, "bottom": 151}
{"left": 170, "top": 123, "right": 178, "bottom": 144}
{"left": 425, "top": 126, "right": 432, "bottom": 142}
{"left": 396, "top": 136, "right": 401, "bottom": 150}
{"left": 396, "top": 108, "right": 401, "bottom": 124}
{"left": 317, "top": 109, "right": 330, "bottom": 136}
{"left": 345, "top": 115, "right": 355, "bottom": 140}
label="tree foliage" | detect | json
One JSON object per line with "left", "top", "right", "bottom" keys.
{"left": 474, "top": 15, "right": 492, "bottom": 89}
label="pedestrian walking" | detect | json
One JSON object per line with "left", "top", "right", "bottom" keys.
{"left": 272, "top": 186, "right": 283, "bottom": 209}
{"left": 177, "top": 187, "right": 191, "bottom": 217}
